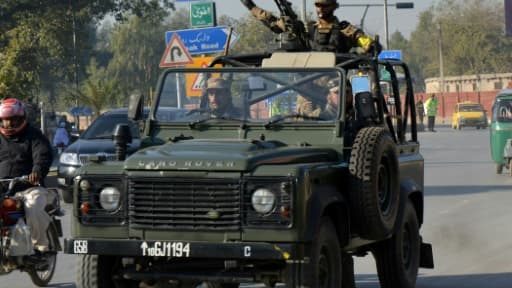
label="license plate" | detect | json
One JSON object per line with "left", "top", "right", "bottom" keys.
{"left": 140, "top": 241, "right": 190, "bottom": 257}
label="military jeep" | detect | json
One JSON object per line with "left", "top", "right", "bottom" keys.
{"left": 64, "top": 51, "right": 433, "bottom": 288}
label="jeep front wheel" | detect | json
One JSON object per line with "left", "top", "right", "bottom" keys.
{"left": 77, "top": 255, "right": 137, "bottom": 288}
{"left": 373, "top": 200, "right": 420, "bottom": 288}
{"left": 349, "top": 127, "right": 400, "bottom": 239}
{"left": 304, "top": 217, "right": 342, "bottom": 288}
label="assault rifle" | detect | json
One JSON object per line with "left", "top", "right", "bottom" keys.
{"left": 273, "top": 0, "right": 311, "bottom": 51}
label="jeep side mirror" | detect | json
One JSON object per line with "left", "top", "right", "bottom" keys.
{"left": 113, "top": 124, "right": 132, "bottom": 161}
{"left": 128, "top": 93, "right": 143, "bottom": 121}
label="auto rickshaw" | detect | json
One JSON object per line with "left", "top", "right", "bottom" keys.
{"left": 490, "top": 89, "right": 512, "bottom": 174}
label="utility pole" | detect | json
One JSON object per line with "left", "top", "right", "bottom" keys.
{"left": 437, "top": 22, "right": 444, "bottom": 94}
{"left": 71, "top": 0, "right": 80, "bottom": 130}
{"left": 301, "top": 0, "right": 306, "bottom": 23}
{"left": 383, "top": 0, "right": 389, "bottom": 48}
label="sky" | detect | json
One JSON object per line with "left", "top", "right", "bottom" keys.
{"left": 175, "top": 0, "right": 437, "bottom": 40}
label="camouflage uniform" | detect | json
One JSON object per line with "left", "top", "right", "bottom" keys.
{"left": 296, "top": 95, "right": 323, "bottom": 117}
{"left": 248, "top": 6, "right": 375, "bottom": 54}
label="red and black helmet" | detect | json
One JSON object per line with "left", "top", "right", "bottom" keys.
{"left": 0, "top": 98, "right": 28, "bottom": 136}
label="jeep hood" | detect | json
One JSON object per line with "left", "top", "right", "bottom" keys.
{"left": 124, "top": 140, "right": 339, "bottom": 171}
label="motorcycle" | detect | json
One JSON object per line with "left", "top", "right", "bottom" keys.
{"left": 0, "top": 175, "right": 64, "bottom": 287}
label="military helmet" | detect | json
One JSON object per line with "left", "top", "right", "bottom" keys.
{"left": 314, "top": 0, "right": 338, "bottom": 5}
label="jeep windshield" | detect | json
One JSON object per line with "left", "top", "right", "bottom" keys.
{"left": 153, "top": 67, "right": 346, "bottom": 126}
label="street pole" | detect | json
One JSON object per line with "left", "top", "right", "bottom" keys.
{"left": 437, "top": 22, "right": 444, "bottom": 94}
{"left": 301, "top": 0, "right": 306, "bottom": 22}
{"left": 383, "top": 0, "right": 389, "bottom": 49}
{"left": 71, "top": 0, "right": 80, "bottom": 130}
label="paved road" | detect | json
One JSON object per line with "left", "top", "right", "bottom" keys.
{"left": 355, "top": 125, "right": 512, "bottom": 287}
{"left": 5, "top": 125, "right": 512, "bottom": 287}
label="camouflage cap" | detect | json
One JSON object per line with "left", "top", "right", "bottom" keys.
{"left": 207, "top": 77, "right": 229, "bottom": 90}
{"left": 314, "top": 0, "right": 338, "bottom": 5}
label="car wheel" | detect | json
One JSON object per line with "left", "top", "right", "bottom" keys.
{"left": 77, "top": 255, "right": 138, "bottom": 288}
{"left": 373, "top": 200, "right": 420, "bottom": 288}
{"left": 305, "top": 217, "right": 342, "bottom": 288}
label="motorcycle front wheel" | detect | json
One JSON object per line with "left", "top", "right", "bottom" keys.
{"left": 27, "top": 221, "right": 58, "bottom": 287}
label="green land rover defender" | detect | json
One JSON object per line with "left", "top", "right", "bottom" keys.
{"left": 65, "top": 51, "right": 433, "bottom": 288}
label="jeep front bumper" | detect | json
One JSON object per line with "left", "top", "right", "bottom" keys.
{"left": 64, "top": 238, "right": 307, "bottom": 284}
{"left": 64, "top": 238, "right": 295, "bottom": 260}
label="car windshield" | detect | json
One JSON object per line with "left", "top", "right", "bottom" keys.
{"left": 459, "top": 104, "right": 483, "bottom": 112}
{"left": 81, "top": 114, "right": 140, "bottom": 139}
{"left": 155, "top": 67, "right": 346, "bottom": 125}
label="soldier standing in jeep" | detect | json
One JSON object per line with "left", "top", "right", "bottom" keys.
{"left": 241, "top": 0, "right": 381, "bottom": 54}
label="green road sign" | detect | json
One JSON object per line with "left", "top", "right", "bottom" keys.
{"left": 190, "top": 2, "right": 216, "bottom": 28}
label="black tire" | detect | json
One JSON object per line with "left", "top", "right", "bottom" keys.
{"left": 497, "top": 163, "right": 504, "bottom": 174}
{"left": 27, "top": 223, "right": 58, "bottom": 287}
{"left": 302, "top": 217, "right": 342, "bottom": 288}
{"left": 61, "top": 188, "right": 73, "bottom": 204}
{"left": 77, "top": 255, "right": 137, "bottom": 288}
{"left": 349, "top": 127, "right": 400, "bottom": 239}
{"left": 342, "top": 253, "right": 356, "bottom": 288}
{"left": 373, "top": 200, "right": 420, "bottom": 288}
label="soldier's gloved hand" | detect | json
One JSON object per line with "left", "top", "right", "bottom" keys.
{"left": 240, "top": 0, "right": 256, "bottom": 9}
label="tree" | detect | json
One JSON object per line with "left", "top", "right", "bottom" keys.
{"left": 0, "top": 0, "right": 175, "bottom": 102}
{"left": 406, "top": 0, "right": 512, "bottom": 91}
{"left": 73, "top": 58, "right": 119, "bottom": 118}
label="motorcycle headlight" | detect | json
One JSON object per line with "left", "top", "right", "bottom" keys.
{"left": 251, "top": 188, "right": 276, "bottom": 215}
{"left": 59, "top": 152, "right": 81, "bottom": 166}
{"left": 99, "top": 187, "right": 121, "bottom": 212}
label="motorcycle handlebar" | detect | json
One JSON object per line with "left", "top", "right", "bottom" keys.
{"left": 0, "top": 175, "right": 30, "bottom": 195}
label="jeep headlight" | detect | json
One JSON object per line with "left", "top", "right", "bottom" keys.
{"left": 99, "top": 187, "right": 121, "bottom": 212}
{"left": 60, "top": 152, "right": 80, "bottom": 166}
{"left": 251, "top": 188, "right": 276, "bottom": 214}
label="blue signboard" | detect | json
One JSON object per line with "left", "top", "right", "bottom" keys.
{"left": 166, "top": 26, "right": 239, "bottom": 55}
{"left": 378, "top": 50, "right": 402, "bottom": 61}
{"left": 70, "top": 106, "right": 93, "bottom": 116}
{"left": 378, "top": 50, "right": 402, "bottom": 60}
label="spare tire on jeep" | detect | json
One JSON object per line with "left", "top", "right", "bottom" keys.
{"left": 349, "top": 126, "right": 400, "bottom": 240}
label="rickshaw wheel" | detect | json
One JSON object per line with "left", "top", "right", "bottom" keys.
{"left": 496, "top": 163, "right": 503, "bottom": 174}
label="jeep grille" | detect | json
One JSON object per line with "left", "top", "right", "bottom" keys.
{"left": 129, "top": 178, "right": 241, "bottom": 231}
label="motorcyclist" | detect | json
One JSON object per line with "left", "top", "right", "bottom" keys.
{"left": 241, "top": 0, "right": 381, "bottom": 54}
{"left": 0, "top": 98, "right": 53, "bottom": 254}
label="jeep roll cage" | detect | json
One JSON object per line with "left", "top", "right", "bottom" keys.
{"left": 208, "top": 52, "right": 418, "bottom": 145}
